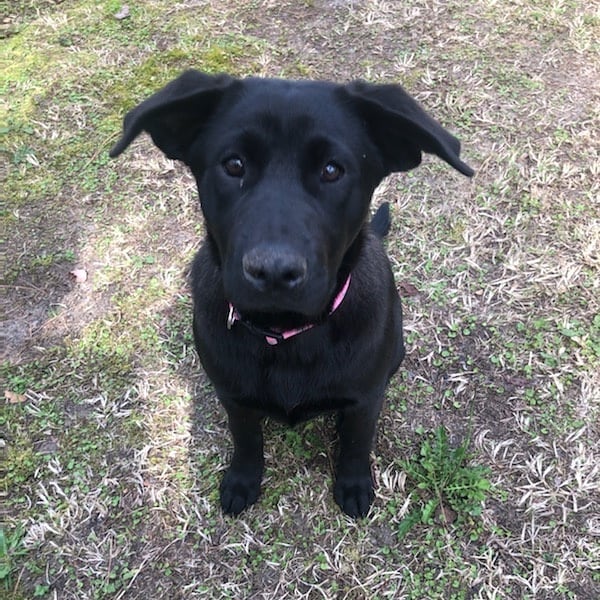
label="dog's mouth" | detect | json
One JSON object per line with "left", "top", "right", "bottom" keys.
{"left": 228, "top": 293, "right": 326, "bottom": 326}
{"left": 224, "top": 262, "right": 336, "bottom": 324}
{"left": 227, "top": 270, "right": 351, "bottom": 341}
{"left": 237, "top": 310, "right": 312, "bottom": 329}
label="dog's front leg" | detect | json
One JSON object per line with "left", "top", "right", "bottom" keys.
{"left": 334, "top": 398, "right": 383, "bottom": 518}
{"left": 219, "top": 399, "right": 264, "bottom": 515}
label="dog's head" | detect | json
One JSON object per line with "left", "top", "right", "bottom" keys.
{"left": 111, "top": 70, "right": 473, "bottom": 321}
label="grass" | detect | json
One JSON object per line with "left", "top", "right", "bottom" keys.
{"left": 2, "top": 0, "right": 599, "bottom": 598}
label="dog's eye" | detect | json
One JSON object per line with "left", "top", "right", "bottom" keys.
{"left": 223, "top": 156, "right": 245, "bottom": 178}
{"left": 320, "top": 161, "right": 344, "bottom": 183}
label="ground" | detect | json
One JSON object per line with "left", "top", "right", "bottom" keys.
{"left": 1, "top": 0, "right": 599, "bottom": 598}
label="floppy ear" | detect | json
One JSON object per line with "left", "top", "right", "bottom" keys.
{"left": 109, "top": 70, "right": 240, "bottom": 161}
{"left": 343, "top": 81, "right": 474, "bottom": 177}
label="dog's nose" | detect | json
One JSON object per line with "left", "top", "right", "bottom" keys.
{"left": 242, "top": 246, "right": 308, "bottom": 291}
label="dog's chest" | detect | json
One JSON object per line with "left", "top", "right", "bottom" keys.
{"left": 238, "top": 351, "right": 355, "bottom": 423}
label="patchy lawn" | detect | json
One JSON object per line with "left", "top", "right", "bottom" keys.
{"left": 1, "top": 0, "right": 599, "bottom": 598}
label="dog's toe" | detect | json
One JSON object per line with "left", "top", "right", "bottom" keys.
{"left": 334, "top": 473, "right": 375, "bottom": 518}
{"left": 220, "top": 468, "right": 261, "bottom": 515}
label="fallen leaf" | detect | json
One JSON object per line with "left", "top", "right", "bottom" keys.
{"left": 35, "top": 437, "right": 60, "bottom": 454}
{"left": 436, "top": 503, "right": 457, "bottom": 525}
{"left": 69, "top": 268, "right": 88, "bottom": 283}
{"left": 398, "top": 281, "right": 419, "bottom": 297}
{"left": 5, "top": 390, "right": 26, "bottom": 404}
{"left": 114, "top": 5, "right": 130, "bottom": 20}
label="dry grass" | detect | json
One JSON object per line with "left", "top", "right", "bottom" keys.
{"left": 2, "top": 0, "right": 599, "bottom": 598}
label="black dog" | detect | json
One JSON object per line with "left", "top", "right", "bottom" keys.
{"left": 110, "top": 70, "right": 473, "bottom": 517}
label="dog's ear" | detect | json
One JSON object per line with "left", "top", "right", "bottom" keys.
{"left": 343, "top": 81, "right": 474, "bottom": 177}
{"left": 109, "top": 70, "right": 239, "bottom": 161}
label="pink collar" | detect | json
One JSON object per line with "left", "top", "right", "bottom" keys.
{"left": 226, "top": 274, "right": 351, "bottom": 346}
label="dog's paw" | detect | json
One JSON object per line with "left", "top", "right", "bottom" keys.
{"left": 333, "top": 472, "right": 375, "bottom": 518}
{"left": 220, "top": 468, "right": 261, "bottom": 515}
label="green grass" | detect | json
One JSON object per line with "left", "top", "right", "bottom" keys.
{"left": 0, "top": 525, "right": 27, "bottom": 593}
{"left": 2, "top": 0, "right": 599, "bottom": 598}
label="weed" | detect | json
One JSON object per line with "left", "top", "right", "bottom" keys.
{"left": 397, "top": 427, "right": 491, "bottom": 538}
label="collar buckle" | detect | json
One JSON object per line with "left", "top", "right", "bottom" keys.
{"left": 226, "top": 304, "right": 237, "bottom": 330}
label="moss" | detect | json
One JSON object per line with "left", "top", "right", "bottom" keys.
{"left": 105, "top": 35, "right": 264, "bottom": 113}
{"left": 1, "top": 443, "right": 38, "bottom": 490}
{"left": 201, "top": 34, "right": 266, "bottom": 73}
{"left": 104, "top": 49, "right": 195, "bottom": 115}
{"left": 2, "top": 9, "right": 265, "bottom": 213}
{"left": 1, "top": 33, "right": 59, "bottom": 125}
